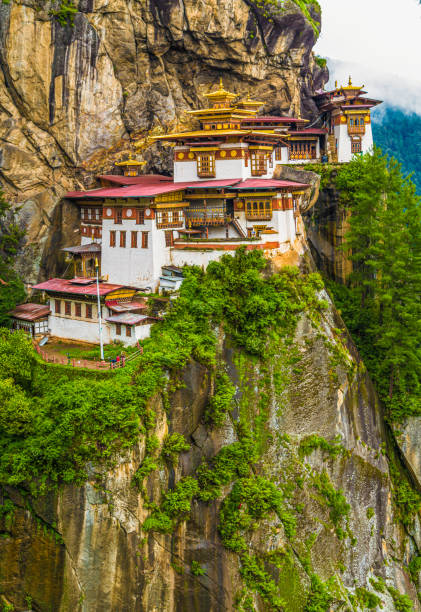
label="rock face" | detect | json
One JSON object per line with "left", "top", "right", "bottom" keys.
{"left": 1, "top": 293, "right": 420, "bottom": 611}
{"left": 0, "top": 0, "right": 327, "bottom": 283}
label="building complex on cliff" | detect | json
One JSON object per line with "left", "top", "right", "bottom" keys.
{"left": 13, "top": 79, "right": 381, "bottom": 346}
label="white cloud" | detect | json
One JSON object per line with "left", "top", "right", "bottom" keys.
{"left": 315, "top": 0, "right": 421, "bottom": 114}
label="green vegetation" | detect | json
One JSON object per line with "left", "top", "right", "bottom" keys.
{"left": 0, "top": 189, "right": 25, "bottom": 327}
{"left": 326, "top": 149, "right": 421, "bottom": 423}
{"left": 389, "top": 463, "right": 421, "bottom": 527}
{"left": 143, "top": 477, "right": 199, "bottom": 533}
{"left": 248, "top": 0, "right": 321, "bottom": 37}
{"left": 353, "top": 586, "right": 382, "bottom": 610}
{"left": 190, "top": 560, "right": 206, "bottom": 576}
{"left": 298, "top": 434, "right": 347, "bottom": 460}
{"left": 1, "top": 0, "right": 78, "bottom": 26}
{"left": 366, "top": 507, "right": 375, "bottom": 520}
{"left": 304, "top": 574, "right": 335, "bottom": 612}
{"left": 161, "top": 433, "right": 190, "bottom": 465}
{"left": 312, "top": 471, "right": 351, "bottom": 540}
{"left": 314, "top": 55, "right": 327, "bottom": 69}
{"left": 372, "top": 107, "right": 421, "bottom": 193}
{"left": 205, "top": 371, "right": 236, "bottom": 427}
{"left": 387, "top": 586, "right": 413, "bottom": 611}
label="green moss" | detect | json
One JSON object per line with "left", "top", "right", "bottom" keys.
{"left": 205, "top": 371, "right": 235, "bottom": 427}
{"left": 161, "top": 432, "right": 190, "bottom": 465}
{"left": 389, "top": 463, "right": 421, "bottom": 527}
{"left": 191, "top": 560, "right": 206, "bottom": 576}
{"left": 304, "top": 574, "right": 335, "bottom": 612}
{"left": 354, "top": 586, "right": 382, "bottom": 609}
{"left": 298, "top": 435, "right": 347, "bottom": 460}
{"left": 369, "top": 576, "right": 385, "bottom": 594}
{"left": 387, "top": 586, "right": 413, "bottom": 611}
{"left": 366, "top": 507, "right": 375, "bottom": 520}
{"left": 143, "top": 477, "right": 199, "bottom": 533}
{"left": 311, "top": 471, "right": 351, "bottom": 540}
{"left": 218, "top": 476, "right": 295, "bottom": 553}
{"left": 240, "top": 553, "right": 286, "bottom": 610}
{"left": 314, "top": 55, "right": 327, "bottom": 69}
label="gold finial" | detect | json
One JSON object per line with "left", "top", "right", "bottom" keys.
{"left": 348, "top": 75, "right": 352, "bottom": 87}
{"left": 219, "top": 77, "right": 223, "bottom": 90}
{"left": 335, "top": 80, "right": 338, "bottom": 88}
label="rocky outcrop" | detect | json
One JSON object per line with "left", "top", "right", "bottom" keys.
{"left": 0, "top": 0, "right": 327, "bottom": 283}
{"left": 1, "top": 294, "right": 420, "bottom": 611}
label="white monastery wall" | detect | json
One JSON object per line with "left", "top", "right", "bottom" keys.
{"left": 48, "top": 313, "right": 111, "bottom": 344}
{"left": 101, "top": 218, "right": 171, "bottom": 288}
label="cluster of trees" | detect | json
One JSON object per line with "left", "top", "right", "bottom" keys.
{"left": 0, "top": 189, "right": 25, "bottom": 326}
{"left": 329, "top": 148, "right": 421, "bottom": 421}
{"left": 372, "top": 106, "right": 421, "bottom": 192}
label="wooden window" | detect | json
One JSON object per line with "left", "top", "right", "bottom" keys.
{"left": 110, "top": 230, "right": 116, "bottom": 247}
{"left": 86, "top": 303, "right": 92, "bottom": 319}
{"left": 115, "top": 208, "right": 123, "bottom": 224}
{"left": 142, "top": 231, "right": 149, "bottom": 249}
{"left": 55, "top": 299, "right": 61, "bottom": 314}
{"left": 136, "top": 208, "right": 145, "bottom": 225}
{"left": 126, "top": 325, "right": 132, "bottom": 337}
{"left": 75, "top": 303, "right": 81, "bottom": 317}
{"left": 197, "top": 154, "right": 215, "bottom": 178}
{"left": 165, "top": 230, "right": 174, "bottom": 247}
{"left": 351, "top": 140, "right": 362, "bottom": 154}
{"left": 120, "top": 231, "right": 126, "bottom": 248}
{"left": 250, "top": 152, "right": 267, "bottom": 176}
{"left": 131, "top": 231, "right": 138, "bottom": 248}
{"left": 116, "top": 323, "right": 121, "bottom": 336}
{"left": 275, "top": 147, "right": 283, "bottom": 161}
{"left": 245, "top": 199, "right": 272, "bottom": 220}
{"left": 65, "top": 301, "right": 71, "bottom": 316}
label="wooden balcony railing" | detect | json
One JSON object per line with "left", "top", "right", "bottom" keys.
{"left": 348, "top": 125, "right": 365, "bottom": 135}
{"left": 245, "top": 213, "right": 272, "bottom": 221}
{"left": 156, "top": 221, "right": 184, "bottom": 229}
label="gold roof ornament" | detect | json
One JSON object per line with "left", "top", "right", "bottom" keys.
{"left": 115, "top": 153, "right": 146, "bottom": 176}
{"left": 204, "top": 78, "right": 237, "bottom": 106}
{"left": 342, "top": 76, "right": 363, "bottom": 91}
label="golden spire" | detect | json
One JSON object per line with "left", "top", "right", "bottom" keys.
{"left": 115, "top": 152, "right": 146, "bottom": 176}
{"left": 348, "top": 75, "right": 352, "bottom": 87}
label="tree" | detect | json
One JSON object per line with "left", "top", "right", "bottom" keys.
{"left": 0, "top": 188, "right": 26, "bottom": 326}
{"left": 331, "top": 149, "right": 421, "bottom": 420}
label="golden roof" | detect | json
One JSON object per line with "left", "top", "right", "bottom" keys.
{"left": 204, "top": 78, "right": 237, "bottom": 101}
{"left": 235, "top": 94, "right": 264, "bottom": 109}
{"left": 115, "top": 155, "right": 146, "bottom": 167}
{"left": 152, "top": 128, "right": 285, "bottom": 141}
{"left": 188, "top": 108, "right": 257, "bottom": 117}
{"left": 342, "top": 76, "right": 364, "bottom": 91}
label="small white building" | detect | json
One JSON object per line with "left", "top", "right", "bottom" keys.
{"left": 31, "top": 277, "right": 151, "bottom": 346}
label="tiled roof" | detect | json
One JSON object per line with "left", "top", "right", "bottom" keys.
{"left": 241, "top": 116, "right": 307, "bottom": 123}
{"left": 32, "top": 278, "right": 135, "bottom": 296}
{"left": 62, "top": 243, "right": 102, "bottom": 254}
{"left": 227, "top": 179, "right": 309, "bottom": 190}
{"left": 105, "top": 313, "right": 153, "bottom": 325}
{"left": 98, "top": 174, "right": 172, "bottom": 185}
{"left": 9, "top": 303, "right": 51, "bottom": 321}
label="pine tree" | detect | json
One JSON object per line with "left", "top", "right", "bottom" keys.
{"left": 332, "top": 148, "right": 421, "bottom": 420}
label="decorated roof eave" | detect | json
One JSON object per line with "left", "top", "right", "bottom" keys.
{"left": 188, "top": 108, "right": 258, "bottom": 117}
{"left": 152, "top": 129, "right": 287, "bottom": 142}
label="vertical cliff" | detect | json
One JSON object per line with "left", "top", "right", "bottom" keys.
{"left": 0, "top": 0, "right": 327, "bottom": 282}
{"left": 1, "top": 258, "right": 420, "bottom": 611}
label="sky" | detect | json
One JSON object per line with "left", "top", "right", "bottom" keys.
{"left": 314, "top": 0, "right": 421, "bottom": 114}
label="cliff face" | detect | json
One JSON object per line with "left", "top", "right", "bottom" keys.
{"left": 1, "top": 290, "right": 420, "bottom": 611}
{"left": 0, "top": 0, "right": 327, "bottom": 282}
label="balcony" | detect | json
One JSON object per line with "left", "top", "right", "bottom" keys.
{"left": 245, "top": 213, "right": 272, "bottom": 221}
{"left": 348, "top": 125, "right": 365, "bottom": 135}
{"left": 156, "top": 221, "right": 184, "bottom": 229}
{"left": 289, "top": 153, "right": 317, "bottom": 161}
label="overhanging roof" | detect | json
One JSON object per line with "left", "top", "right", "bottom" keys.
{"left": 9, "top": 303, "right": 51, "bottom": 321}
{"left": 32, "top": 278, "right": 136, "bottom": 297}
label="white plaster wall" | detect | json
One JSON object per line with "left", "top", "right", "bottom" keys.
{"left": 48, "top": 313, "right": 111, "bottom": 344}
{"left": 362, "top": 124, "right": 374, "bottom": 153}
{"left": 135, "top": 324, "right": 152, "bottom": 341}
{"left": 171, "top": 249, "right": 238, "bottom": 269}
{"left": 101, "top": 219, "right": 171, "bottom": 289}
{"left": 174, "top": 161, "right": 200, "bottom": 182}
{"left": 207, "top": 225, "right": 239, "bottom": 239}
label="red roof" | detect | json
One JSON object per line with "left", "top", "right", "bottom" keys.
{"left": 185, "top": 179, "right": 241, "bottom": 189}
{"left": 32, "top": 278, "right": 136, "bottom": 297}
{"left": 66, "top": 178, "right": 244, "bottom": 199}
{"left": 289, "top": 128, "right": 328, "bottom": 135}
{"left": 9, "top": 303, "right": 51, "bottom": 321}
{"left": 228, "top": 179, "right": 309, "bottom": 190}
{"left": 99, "top": 174, "right": 171, "bottom": 185}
